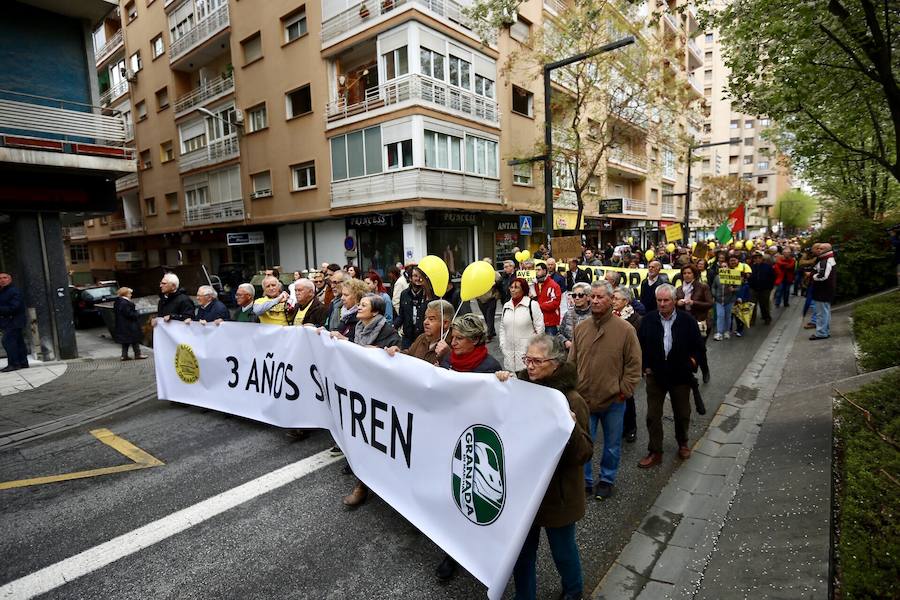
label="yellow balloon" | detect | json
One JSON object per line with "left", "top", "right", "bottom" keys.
{"left": 709, "top": 242, "right": 716, "bottom": 250}
{"left": 627, "top": 236, "right": 634, "bottom": 244}
{"left": 666, "top": 243, "right": 676, "bottom": 253}
{"left": 417, "top": 255, "right": 449, "bottom": 298}
{"left": 460, "top": 260, "right": 496, "bottom": 301}
{"left": 691, "top": 241, "right": 697, "bottom": 250}
{"left": 766, "top": 239, "right": 775, "bottom": 247}
{"left": 645, "top": 249, "right": 655, "bottom": 262}
{"left": 745, "top": 240, "right": 754, "bottom": 251}
{"left": 521, "top": 249, "right": 531, "bottom": 261}
{"left": 514, "top": 251, "right": 525, "bottom": 263}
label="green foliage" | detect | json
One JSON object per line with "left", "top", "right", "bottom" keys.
{"left": 812, "top": 208, "right": 897, "bottom": 301}
{"left": 852, "top": 291, "right": 900, "bottom": 371}
{"left": 774, "top": 189, "right": 817, "bottom": 231}
{"left": 835, "top": 370, "right": 900, "bottom": 599}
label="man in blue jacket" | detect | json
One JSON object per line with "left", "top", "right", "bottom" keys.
{"left": 189, "top": 285, "right": 230, "bottom": 324}
{"left": 0, "top": 272, "right": 29, "bottom": 372}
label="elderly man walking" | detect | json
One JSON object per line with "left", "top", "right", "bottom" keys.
{"left": 810, "top": 243, "right": 837, "bottom": 340}
{"left": 0, "top": 272, "right": 28, "bottom": 371}
{"left": 637, "top": 284, "right": 705, "bottom": 468}
{"left": 569, "top": 280, "right": 642, "bottom": 499}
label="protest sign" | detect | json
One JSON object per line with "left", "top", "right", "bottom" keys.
{"left": 717, "top": 268, "right": 744, "bottom": 286}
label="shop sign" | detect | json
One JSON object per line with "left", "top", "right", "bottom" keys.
{"left": 347, "top": 214, "right": 397, "bottom": 228}
{"left": 553, "top": 211, "right": 585, "bottom": 231}
{"left": 599, "top": 198, "right": 624, "bottom": 214}
{"left": 226, "top": 231, "right": 264, "bottom": 246}
{"left": 114, "top": 251, "right": 142, "bottom": 262}
{"left": 496, "top": 221, "right": 519, "bottom": 231}
{"left": 429, "top": 212, "right": 479, "bottom": 226}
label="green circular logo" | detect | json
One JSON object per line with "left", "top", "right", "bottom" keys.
{"left": 452, "top": 424, "right": 505, "bottom": 525}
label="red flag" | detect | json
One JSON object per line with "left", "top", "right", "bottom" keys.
{"left": 727, "top": 203, "right": 746, "bottom": 233}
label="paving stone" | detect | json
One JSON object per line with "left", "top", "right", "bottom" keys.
{"left": 635, "top": 580, "right": 674, "bottom": 600}
{"left": 592, "top": 562, "right": 647, "bottom": 600}
{"left": 649, "top": 545, "right": 693, "bottom": 584}
{"left": 637, "top": 505, "right": 681, "bottom": 543}
{"left": 615, "top": 531, "right": 666, "bottom": 576}
{"left": 669, "top": 517, "right": 708, "bottom": 549}
{"left": 652, "top": 486, "right": 694, "bottom": 515}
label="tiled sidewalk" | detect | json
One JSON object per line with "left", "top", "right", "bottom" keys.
{"left": 0, "top": 364, "right": 68, "bottom": 396}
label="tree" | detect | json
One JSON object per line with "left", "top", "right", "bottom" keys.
{"left": 468, "top": 0, "right": 695, "bottom": 234}
{"left": 774, "top": 189, "right": 817, "bottom": 233}
{"left": 707, "top": 0, "right": 899, "bottom": 184}
{"left": 696, "top": 175, "right": 755, "bottom": 225}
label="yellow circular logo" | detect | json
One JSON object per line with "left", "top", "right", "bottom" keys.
{"left": 174, "top": 343, "right": 200, "bottom": 384}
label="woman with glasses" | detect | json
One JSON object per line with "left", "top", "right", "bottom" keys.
{"left": 495, "top": 334, "right": 592, "bottom": 600}
{"left": 558, "top": 282, "right": 592, "bottom": 350}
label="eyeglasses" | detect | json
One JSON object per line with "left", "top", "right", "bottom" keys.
{"left": 571, "top": 293, "right": 586, "bottom": 298}
{"left": 522, "top": 356, "right": 555, "bottom": 366}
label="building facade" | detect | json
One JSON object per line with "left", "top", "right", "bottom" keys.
{"left": 74, "top": 0, "right": 704, "bottom": 283}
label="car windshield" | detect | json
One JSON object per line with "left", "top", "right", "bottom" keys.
{"left": 82, "top": 287, "right": 117, "bottom": 301}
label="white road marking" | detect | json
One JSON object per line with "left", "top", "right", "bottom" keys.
{"left": 0, "top": 450, "right": 341, "bottom": 600}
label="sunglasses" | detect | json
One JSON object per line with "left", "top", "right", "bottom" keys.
{"left": 571, "top": 293, "right": 586, "bottom": 298}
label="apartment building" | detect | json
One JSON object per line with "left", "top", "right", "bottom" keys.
{"left": 693, "top": 16, "right": 793, "bottom": 236}
{"left": 77, "top": 0, "right": 703, "bottom": 282}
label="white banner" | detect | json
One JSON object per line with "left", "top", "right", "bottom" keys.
{"left": 153, "top": 322, "right": 573, "bottom": 598}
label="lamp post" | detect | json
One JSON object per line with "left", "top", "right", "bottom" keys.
{"left": 683, "top": 138, "right": 740, "bottom": 242}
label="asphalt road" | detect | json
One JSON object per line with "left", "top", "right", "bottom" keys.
{"left": 0, "top": 306, "right": 790, "bottom": 599}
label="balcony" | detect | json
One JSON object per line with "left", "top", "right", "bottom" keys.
{"left": 686, "top": 5, "right": 700, "bottom": 34}
{"left": 330, "top": 167, "right": 500, "bottom": 208}
{"left": 169, "top": 3, "right": 229, "bottom": 68}
{"left": 95, "top": 29, "right": 124, "bottom": 67}
{"left": 99, "top": 80, "right": 129, "bottom": 107}
{"left": 543, "top": 0, "right": 567, "bottom": 15}
{"left": 184, "top": 198, "right": 244, "bottom": 226}
{"left": 63, "top": 226, "right": 87, "bottom": 240}
{"left": 321, "top": 0, "right": 492, "bottom": 48}
{"left": 179, "top": 135, "right": 239, "bottom": 173}
{"left": 686, "top": 73, "right": 704, "bottom": 97}
{"left": 622, "top": 197, "right": 647, "bottom": 215}
{"left": 608, "top": 147, "right": 648, "bottom": 174}
{"left": 174, "top": 74, "right": 234, "bottom": 117}
{"left": 687, "top": 38, "right": 703, "bottom": 69}
{"left": 326, "top": 74, "right": 500, "bottom": 127}
{"left": 663, "top": 12, "right": 681, "bottom": 33}
{"left": 109, "top": 217, "right": 143, "bottom": 234}
{"left": 115, "top": 172, "right": 138, "bottom": 192}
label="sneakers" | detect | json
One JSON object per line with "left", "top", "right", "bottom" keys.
{"left": 638, "top": 452, "right": 663, "bottom": 468}
{"left": 713, "top": 333, "right": 723, "bottom": 341}
{"left": 809, "top": 334, "right": 830, "bottom": 340}
{"left": 329, "top": 445, "right": 344, "bottom": 456}
{"left": 436, "top": 554, "right": 458, "bottom": 581}
{"left": 734, "top": 331, "right": 743, "bottom": 337}
{"left": 594, "top": 481, "right": 614, "bottom": 500}
{"left": 723, "top": 332, "right": 731, "bottom": 340}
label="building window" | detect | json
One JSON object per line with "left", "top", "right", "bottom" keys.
{"left": 512, "top": 85, "right": 533, "bottom": 117}
{"left": 729, "top": 119, "right": 739, "bottom": 129}
{"left": 330, "top": 126, "right": 382, "bottom": 181}
{"left": 745, "top": 119, "right": 754, "bottom": 129}
{"left": 757, "top": 161, "right": 769, "bottom": 170}
{"left": 704, "top": 87, "right": 712, "bottom": 97}
{"left": 145, "top": 197, "right": 156, "bottom": 215}
{"left": 383, "top": 46, "right": 408, "bottom": 80}
{"left": 182, "top": 132, "right": 206, "bottom": 153}
{"left": 151, "top": 34, "right": 164, "bottom": 58}
{"left": 513, "top": 163, "right": 532, "bottom": 185}
{"left": 662, "top": 148, "right": 676, "bottom": 179}
{"left": 744, "top": 137, "right": 754, "bottom": 145}
{"left": 702, "top": 158, "right": 711, "bottom": 170}
{"left": 136, "top": 100, "right": 147, "bottom": 121}
{"left": 760, "top": 117, "right": 771, "bottom": 127}
{"left": 283, "top": 7, "right": 307, "bottom": 43}
{"left": 126, "top": 1, "right": 137, "bottom": 22}
{"left": 130, "top": 50, "right": 142, "bottom": 73}
{"left": 704, "top": 51, "right": 712, "bottom": 62}
{"left": 251, "top": 171, "right": 273, "bottom": 198}
{"left": 758, "top": 176, "right": 768, "bottom": 184}
{"left": 510, "top": 16, "right": 531, "bottom": 43}
{"left": 705, "top": 32, "right": 713, "bottom": 44}
{"left": 448, "top": 55, "right": 471, "bottom": 89}
{"left": 155, "top": 87, "right": 169, "bottom": 110}
{"left": 703, "top": 123, "right": 712, "bottom": 133}
{"left": 424, "top": 130, "right": 462, "bottom": 170}
{"left": 704, "top": 69, "right": 712, "bottom": 82}
{"left": 292, "top": 162, "right": 316, "bottom": 190}
{"left": 160, "top": 140, "right": 174, "bottom": 162}
{"left": 729, "top": 155, "right": 738, "bottom": 165}
{"left": 474, "top": 74, "right": 495, "bottom": 99}
{"left": 205, "top": 105, "right": 236, "bottom": 140}
{"left": 166, "top": 192, "right": 179, "bottom": 212}
{"left": 465, "top": 135, "right": 498, "bottom": 177}
{"left": 386, "top": 140, "right": 413, "bottom": 170}
{"left": 420, "top": 47, "right": 445, "bottom": 80}
{"left": 139, "top": 149, "right": 151, "bottom": 170}
{"left": 241, "top": 32, "right": 262, "bottom": 65}
{"left": 743, "top": 155, "right": 753, "bottom": 165}
{"left": 69, "top": 244, "right": 88, "bottom": 264}
{"left": 247, "top": 103, "right": 267, "bottom": 132}
{"left": 286, "top": 85, "right": 312, "bottom": 118}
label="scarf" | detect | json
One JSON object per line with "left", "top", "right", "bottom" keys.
{"left": 614, "top": 304, "right": 634, "bottom": 321}
{"left": 682, "top": 281, "right": 694, "bottom": 299}
{"left": 354, "top": 314, "right": 387, "bottom": 347}
{"left": 512, "top": 296, "right": 523, "bottom": 307}
{"left": 449, "top": 344, "right": 488, "bottom": 372}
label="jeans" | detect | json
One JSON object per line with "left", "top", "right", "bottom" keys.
{"left": 513, "top": 522, "right": 583, "bottom": 600}
{"left": 805, "top": 296, "right": 817, "bottom": 324}
{"left": 2, "top": 328, "right": 28, "bottom": 367}
{"left": 583, "top": 401, "right": 626, "bottom": 487}
{"left": 814, "top": 301, "right": 831, "bottom": 337}
{"left": 774, "top": 281, "right": 792, "bottom": 307}
{"left": 715, "top": 302, "right": 733, "bottom": 335}
{"left": 544, "top": 325, "right": 559, "bottom": 336}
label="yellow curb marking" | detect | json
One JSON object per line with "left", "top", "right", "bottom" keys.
{"left": 0, "top": 428, "right": 164, "bottom": 491}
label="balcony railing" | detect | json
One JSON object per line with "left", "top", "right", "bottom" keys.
{"left": 184, "top": 199, "right": 244, "bottom": 226}
{"left": 99, "top": 80, "right": 129, "bottom": 107}
{"left": 169, "top": 3, "right": 229, "bottom": 64}
{"left": 663, "top": 12, "right": 681, "bottom": 32}
{"left": 109, "top": 218, "right": 143, "bottom": 234}
{"left": 331, "top": 167, "right": 500, "bottom": 208}
{"left": 63, "top": 226, "right": 87, "bottom": 240}
{"left": 661, "top": 201, "right": 676, "bottom": 217}
{"left": 687, "top": 73, "right": 703, "bottom": 96}
{"left": 115, "top": 172, "right": 138, "bottom": 191}
{"left": 622, "top": 197, "right": 647, "bottom": 215}
{"left": 326, "top": 73, "right": 500, "bottom": 125}
{"left": 179, "top": 135, "right": 239, "bottom": 173}
{"left": 687, "top": 38, "right": 702, "bottom": 61}
{"left": 543, "top": 0, "right": 567, "bottom": 15}
{"left": 321, "top": 0, "right": 492, "bottom": 46}
{"left": 95, "top": 29, "right": 124, "bottom": 66}
{"left": 174, "top": 74, "right": 234, "bottom": 115}
{"left": 608, "top": 148, "right": 649, "bottom": 172}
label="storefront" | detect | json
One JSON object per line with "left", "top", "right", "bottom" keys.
{"left": 426, "top": 211, "right": 478, "bottom": 276}
{"left": 348, "top": 213, "right": 403, "bottom": 278}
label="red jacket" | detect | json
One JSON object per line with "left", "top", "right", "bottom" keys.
{"left": 774, "top": 257, "right": 796, "bottom": 285}
{"left": 533, "top": 277, "right": 562, "bottom": 327}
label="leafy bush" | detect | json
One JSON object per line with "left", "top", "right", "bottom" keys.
{"left": 835, "top": 371, "right": 900, "bottom": 599}
{"left": 852, "top": 291, "right": 900, "bottom": 371}
{"left": 813, "top": 209, "right": 898, "bottom": 302}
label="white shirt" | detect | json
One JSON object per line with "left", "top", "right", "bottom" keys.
{"left": 661, "top": 310, "right": 677, "bottom": 357}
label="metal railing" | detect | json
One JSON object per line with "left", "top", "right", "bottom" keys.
{"left": 663, "top": 12, "right": 681, "bottom": 32}
{"left": 687, "top": 38, "right": 702, "bottom": 61}
{"left": 174, "top": 74, "right": 234, "bottom": 115}
{"left": 543, "top": 0, "right": 567, "bottom": 15}
{"left": 321, "top": 0, "right": 492, "bottom": 45}
{"left": 109, "top": 217, "right": 143, "bottom": 233}
{"left": 326, "top": 73, "right": 499, "bottom": 124}
{"left": 184, "top": 198, "right": 244, "bottom": 226}
{"left": 608, "top": 147, "right": 649, "bottom": 171}
{"left": 99, "top": 80, "right": 129, "bottom": 107}
{"left": 95, "top": 29, "right": 124, "bottom": 66}
{"left": 169, "top": 3, "right": 230, "bottom": 63}
{"left": 622, "top": 197, "right": 647, "bottom": 215}
{"left": 63, "top": 226, "right": 87, "bottom": 239}
{"left": 115, "top": 172, "right": 138, "bottom": 191}
{"left": 331, "top": 167, "right": 500, "bottom": 208}
{"left": 179, "top": 135, "right": 239, "bottom": 173}
{"left": 687, "top": 73, "right": 703, "bottom": 95}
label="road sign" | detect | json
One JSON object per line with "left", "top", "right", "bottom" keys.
{"left": 599, "top": 198, "right": 624, "bottom": 214}
{"left": 519, "top": 215, "right": 533, "bottom": 235}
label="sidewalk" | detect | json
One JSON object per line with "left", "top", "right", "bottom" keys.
{"left": 592, "top": 295, "right": 866, "bottom": 599}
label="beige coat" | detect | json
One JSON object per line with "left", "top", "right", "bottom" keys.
{"left": 568, "top": 310, "right": 642, "bottom": 413}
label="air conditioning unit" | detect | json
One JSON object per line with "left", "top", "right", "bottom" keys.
{"left": 125, "top": 69, "right": 137, "bottom": 82}
{"left": 233, "top": 109, "right": 244, "bottom": 124}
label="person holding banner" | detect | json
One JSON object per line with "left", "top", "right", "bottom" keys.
{"left": 385, "top": 299, "right": 452, "bottom": 364}
{"left": 252, "top": 276, "right": 291, "bottom": 326}
{"left": 155, "top": 273, "right": 194, "bottom": 324}
{"left": 499, "top": 278, "right": 544, "bottom": 372}
{"left": 233, "top": 283, "right": 258, "bottom": 323}
{"left": 494, "top": 334, "right": 592, "bottom": 600}
{"left": 363, "top": 271, "right": 394, "bottom": 322}
{"left": 325, "top": 270, "right": 347, "bottom": 331}
{"left": 332, "top": 279, "right": 368, "bottom": 342}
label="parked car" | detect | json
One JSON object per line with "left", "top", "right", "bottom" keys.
{"left": 70, "top": 282, "right": 118, "bottom": 328}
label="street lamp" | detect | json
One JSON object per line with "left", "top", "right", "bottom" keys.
{"left": 683, "top": 137, "right": 740, "bottom": 242}
{"left": 197, "top": 106, "right": 243, "bottom": 131}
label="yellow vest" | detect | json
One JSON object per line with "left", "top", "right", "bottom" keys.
{"left": 254, "top": 297, "right": 289, "bottom": 326}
